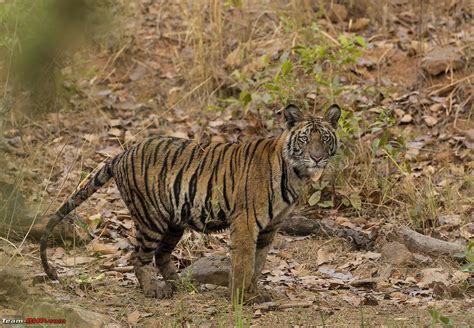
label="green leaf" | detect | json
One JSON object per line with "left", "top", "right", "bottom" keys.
{"left": 439, "top": 315, "right": 452, "bottom": 325}
{"left": 261, "top": 93, "right": 273, "bottom": 104}
{"left": 428, "top": 309, "right": 440, "bottom": 321}
{"left": 308, "top": 191, "right": 321, "bottom": 206}
{"left": 349, "top": 193, "right": 362, "bottom": 210}
{"left": 281, "top": 59, "right": 293, "bottom": 76}
{"left": 239, "top": 90, "right": 252, "bottom": 107}
{"left": 318, "top": 200, "right": 333, "bottom": 208}
{"left": 320, "top": 180, "right": 329, "bottom": 190}
{"left": 459, "top": 263, "right": 473, "bottom": 272}
{"left": 354, "top": 35, "right": 367, "bottom": 48}
{"left": 371, "top": 138, "right": 380, "bottom": 157}
{"left": 341, "top": 198, "right": 350, "bottom": 207}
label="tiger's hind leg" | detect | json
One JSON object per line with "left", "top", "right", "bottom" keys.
{"left": 132, "top": 230, "right": 175, "bottom": 299}
{"left": 154, "top": 227, "right": 183, "bottom": 292}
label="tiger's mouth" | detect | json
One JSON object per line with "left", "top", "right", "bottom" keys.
{"left": 307, "top": 156, "right": 329, "bottom": 169}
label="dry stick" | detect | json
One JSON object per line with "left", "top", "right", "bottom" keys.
{"left": 428, "top": 74, "right": 473, "bottom": 96}
{"left": 319, "top": 29, "right": 340, "bottom": 47}
{"left": 454, "top": 94, "right": 472, "bottom": 129}
{"left": 0, "top": 236, "right": 18, "bottom": 250}
{"left": 391, "top": 226, "right": 464, "bottom": 257}
{"left": 254, "top": 301, "right": 313, "bottom": 312}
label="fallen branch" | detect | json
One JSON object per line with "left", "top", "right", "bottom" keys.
{"left": 254, "top": 301, "right": 313, "bottom": 312}
{"left": 280, "top": 215, "right": 374, "bottom": 250}
{"left": 390, "top": 226, "right": 464, "bottom": 257}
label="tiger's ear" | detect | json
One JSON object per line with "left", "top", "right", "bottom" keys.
{"left": 325, "top": 104, "right": 341, "bottom": 129}
{"left": 284, "top": 104, "right": 304, "bottom": 129}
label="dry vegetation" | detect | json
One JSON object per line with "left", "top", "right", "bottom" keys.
{"left": 0, "top": 0, "right": 473, "bottom": 327}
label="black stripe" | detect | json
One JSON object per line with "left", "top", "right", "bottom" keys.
{"left": 267, "top": 156, "right": 274, "bottom": 221}
{"left": 253, "top": 202, "right": 263, "bottom": 231}
{"left": 140, "top": 139, "right": 153, "bottom": 175}
{"left": 173, "top": 166, "right": 185, "bottom": 208}
{"left": 152, "top": 139, "right": 166, "bottom": 165}
{"left": 223, "top": 173, "right": 230, "bottom": 211}
{"left": 280, "top": 160, "right": 291, "bottom": 204}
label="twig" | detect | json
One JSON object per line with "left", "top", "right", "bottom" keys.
{"left": 428, "top": 74, "right": 473, "bottom": 96}
{"left": 0, "top": 236, "right": 18, "bottom": 250}
{"left": 254, "top": 301, "right": 313, "bottom": 312}
{"left": 319, "top": 30, "right": 340, "bottom": 47}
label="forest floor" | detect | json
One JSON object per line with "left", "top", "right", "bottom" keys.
{"left": 0, "top": 0, "right": 473, "bottom": 327}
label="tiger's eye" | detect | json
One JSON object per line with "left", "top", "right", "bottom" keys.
{"left": 299, "top": 135, "right": 309, "bottom": 143}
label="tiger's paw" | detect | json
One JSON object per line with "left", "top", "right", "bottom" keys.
{"left": 143, "top": 281, "right": 175, "bottom": 299}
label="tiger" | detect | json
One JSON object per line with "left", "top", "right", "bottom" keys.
{"left": 40, "top": 103, "right": 341, "bottom": 303}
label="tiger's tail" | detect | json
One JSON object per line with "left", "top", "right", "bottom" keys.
{"left": 40, "top": 159, "right": 116, "bottom": 280}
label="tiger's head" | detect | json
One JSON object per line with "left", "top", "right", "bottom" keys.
{"left": 282, "top": 103, "right": 341, "bottom": 182}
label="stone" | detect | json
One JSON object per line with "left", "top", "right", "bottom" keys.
{"left": 327, "top": 4, "right": 348, "bottom": 23}
{"left": 182, "top": 256, "right": 230, "bottom": 287}
{"left": 381, "top": 242, "right": 413, "bottom": 266}
{"left": 421, "top": 46, "right": 464, "bottom": 76}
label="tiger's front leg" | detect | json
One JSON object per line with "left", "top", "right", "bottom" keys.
{"left": 248, "top": 227, "right": 278, "bottom": 303}
{"left": 229, "top": 217, "right": 258, "bottom": 304}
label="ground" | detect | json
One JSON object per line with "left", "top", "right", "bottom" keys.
{"left": 0, "top": 0, "right": 473, "bottom": 327}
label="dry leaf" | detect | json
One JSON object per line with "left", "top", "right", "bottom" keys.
{"left": 310, "top": 168, "right": 324, "bottom": 183}
{"left": 127, "top": 310, "right": 140, "bottom": 325}
{"left": 90, "top": 241, "right": 119, "bottom": 255}
{"left": 400, "top": 114, "right": 413, "bottom": 123}
{"left": 460, "top": 223, "right": 474, "bottom": 239}
{"left": 417, "top": 268, "right": 449, "bottom": 288}
{"left": 63, "top": 256, "right": 94, "bottom": 267}
{"left": 108, "top": 128, "right": 123, "bottom": 138}
{"left": 423, "top": 115, "right": 438, "bottom": 127}
{"left": 317, "top": 248, "right": 334, "bottom": 266}
{"left": 438, "top": 214, "right": 461, "bottom": 226}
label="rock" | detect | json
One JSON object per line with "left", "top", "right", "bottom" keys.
{"left": 381, "top": 242, "right": 413, "bottom": 266}
{"left": 421, "top": 46, "right": 463, "bottom": 76}
{"left": 22, "top": 303, "right": 117, "bottom": 328}
{"left": 182, "top": 256, "right": 230, "bottom": 287}
{"left": 351, "top": 18, "right": 370, "bottom": 31}
{"left": 327, "top": 4, "right": 348, "bottom": 23}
